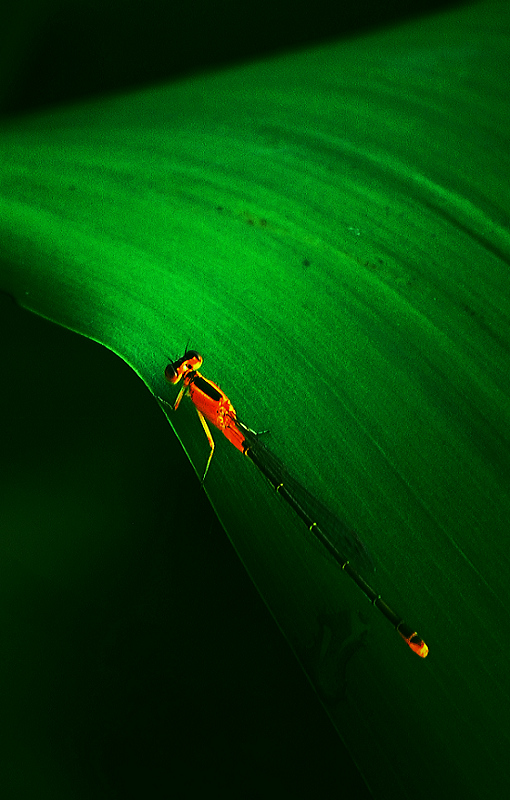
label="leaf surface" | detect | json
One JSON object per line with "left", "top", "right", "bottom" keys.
{"left": 1, "top": 2, "right": 510, "bottom": 796}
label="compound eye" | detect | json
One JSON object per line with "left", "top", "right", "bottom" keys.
{"left": 184, "top": 351, "right": 203, "bottom": 371}
{"left": 164, "top": 363, "right": 180, "bottom": 383}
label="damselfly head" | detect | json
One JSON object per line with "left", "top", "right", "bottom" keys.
{"left": 165, "top": 351, "right": 203, "bottom": 384}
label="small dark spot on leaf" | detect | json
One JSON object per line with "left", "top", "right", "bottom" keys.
{"left": 69, "top": 185, "right": 76, "bottom": 191}
{"left": 302, "top": 258, "right": 311, "bottom": 268}
{"left": 260, "top": 218, "right": 268, "bottom": 227}
{"left": 216, "top": 205, "right": 223, "bottom": 212}
{"left": 462, "top": 303, "right": 477, "bottom": 317}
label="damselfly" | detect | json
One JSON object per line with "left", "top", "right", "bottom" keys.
{"left": 161, "top": 350, "right": 429, "bottom": 658}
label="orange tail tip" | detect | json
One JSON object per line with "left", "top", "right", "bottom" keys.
{"left": 402, "top": 632, "right": 429, "bottom": 658}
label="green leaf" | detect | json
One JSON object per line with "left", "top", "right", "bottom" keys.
{"left": 1, "top": 1, "right": 510, "bottom": 796}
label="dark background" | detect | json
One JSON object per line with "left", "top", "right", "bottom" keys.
{"left": 3, "top": 0, "right": 473, "bottom": 117}
{"left": 1, "top": 1, "right": 473, "bottom": 797}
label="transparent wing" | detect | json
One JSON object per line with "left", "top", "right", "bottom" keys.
{"left": 240, "top": 426, "right": 375, "bottom": 575}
